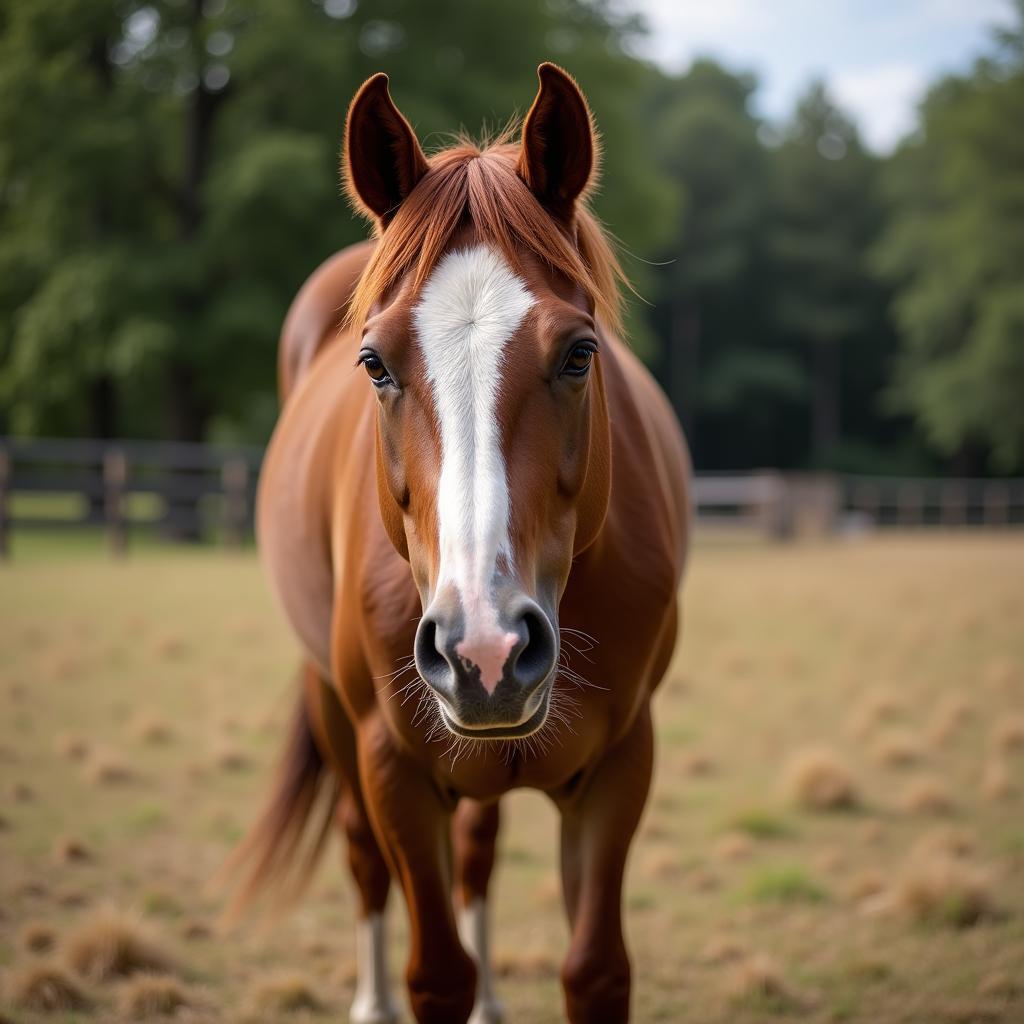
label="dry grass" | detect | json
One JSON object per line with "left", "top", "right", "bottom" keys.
{"left": 251, "top": 973, "right": 324, "bottom": 1013}
{"left": 54, "top": 732, "right": 91, "bottom": 761}
{"left": 118, "top": 974, "right": 191, "bottom": 1018}
{"left": 5, "top": 961, "right": 91, "bottom": 1012}
{"left": 898, "top": 775, "right": 956, "bottom": 815}
{"left": 129, "top": 712, "right": 174, "bottom": 745}
{"left": 213, "top": 743, "right": 250, "bottom": 772}
{"left": 981, "top": 759, "right": 1017, "bottom": 801}
{"left": 18, "top": 920, "right": 57, "bottom": 953}
{"left": 783, "top": 747, "right": 858, "bottom": 810}
{"left": 992, "top": 714, "right": 1024, "bottom": 753}
{"left": 53, "top": 835, "right": 92, "bottom": 864}
{"left": 727, "top": 954, "right": 803, "bottom": 1011}
{"left": 64, "top": 907, "right": 176, "bottom": 982}
{"left": 495, "top": 949, "right": 560, "bottom": 981}
{"left": 872, "top": 729, "right": 927, "bottom": 768}
{"left": 893, "top": 856, "right": 997, "bottom": 928}
{"left": 848, "top": 692, "right": 905, "bottom": 739}
{"left": 2, "top": 535, "right": 1023, "bottom": 1024}
{"left": 83, "top": 749, "right": 136, "bottom": 786}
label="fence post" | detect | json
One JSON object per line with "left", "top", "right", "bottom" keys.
{"left": 898, "top": 482, "right": 923, "bottom": 526}
{"left": 221, "top": 457, "right": 249, "bottom": 549}
{"left": 0, "top": 444, "right": 9, "bottom": 561}
{"left": 104, "top": 449, "right": 128, "bottom": 557}
{"left": 941, "top": 480, "right": 967, "bottom": 526}
{"left": 984, "top": 482, "right": 1009, "bottom": 526}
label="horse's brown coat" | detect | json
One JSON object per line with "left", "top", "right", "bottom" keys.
{"left": 237, "top": 65, "right": 690, "bottom": 1024}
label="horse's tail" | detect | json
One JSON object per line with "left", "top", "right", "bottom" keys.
{"left": 218, "top": 681, "right": 340, "bottom": 922}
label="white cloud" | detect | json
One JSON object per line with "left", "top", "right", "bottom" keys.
{"left": 831, "top": 64, "right": 930, "bottom": 151}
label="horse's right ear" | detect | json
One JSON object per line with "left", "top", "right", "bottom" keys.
{"left": 343, "top": 73, "right": 428, "bottom": 228}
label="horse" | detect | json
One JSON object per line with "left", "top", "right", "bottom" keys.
{"left": 228, "top": 64, "right": 690, "bottom": 1024}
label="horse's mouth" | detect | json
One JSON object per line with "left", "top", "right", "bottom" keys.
{"left": 437, "top": 683, "right": 552, "bottom": 740}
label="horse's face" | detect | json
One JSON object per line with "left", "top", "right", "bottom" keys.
{"left": 345, "top": 67, "right": 610, "bottom": 739}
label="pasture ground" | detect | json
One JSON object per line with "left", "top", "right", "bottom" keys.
{"left": 1, "top": 533, "right": 1023, "bottom": 1022}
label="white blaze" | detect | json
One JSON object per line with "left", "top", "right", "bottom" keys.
{"left": 413, "top": 245, "right": 535, "bottom": 688}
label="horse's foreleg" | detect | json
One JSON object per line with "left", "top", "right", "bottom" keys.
{"left": 358, "top": 717, "right": 477, "bottom": 1024}
{"left": 557, "top": 704, "right": 654, "bottom": 1024}
{"left": 453, "top": 799, "right": 503, "bottom": 1024}
{"left": 305, "top": 668, "right": 398, "bottom": 1024}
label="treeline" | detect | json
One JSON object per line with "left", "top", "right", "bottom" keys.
{"left": 1, "top": 0, "right": 1022, "bottom": 474}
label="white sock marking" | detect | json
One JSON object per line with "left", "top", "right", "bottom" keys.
{"left": 351, "top": 912, "right": 398, "bottom": 1024}
{"left": 413, "top": 245, "right": 535, "bottom": 689}
{"left": 458, "top": 898, "right": 504, "bottom": 1024}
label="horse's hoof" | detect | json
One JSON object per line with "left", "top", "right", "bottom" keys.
{"left": 349, "top": 998, "right": 400, "bottom": 1024}
{"left": 468, "top": 1000, "right": 505, "bottom": 1024}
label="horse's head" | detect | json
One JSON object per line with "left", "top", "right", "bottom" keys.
{"left": 343, "top": 65, "right": 621, "bottom": 739}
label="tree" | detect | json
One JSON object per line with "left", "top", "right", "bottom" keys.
{"left": 768, "top": 82, "right": 888, "bottom": 468}
{"left": 646, "top": 59, "right": 789, "bottom": 468}
{"left": 877, "top": 2, "right": 1024, "bottom": 472}
{"left": 0, "top": 0, "right": 674, "bottom": 445}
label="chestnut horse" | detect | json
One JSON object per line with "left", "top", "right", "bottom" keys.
{"left": 230, "top": 64, "right": 690, "bottom": 1024}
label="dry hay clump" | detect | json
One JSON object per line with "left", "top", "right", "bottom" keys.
{"left": 872, "top": 729, "right": 927, "bottom": 768}
{"left": 844, "top": 869, "right": 886, "bottom": 905}
{"left": 118, "top": 974, "right": 191, "bottom": 1018}
{"left": 714, "top": 831, "right": 753, "bottom": 862}
{"left": 926, "top": 694, "right": 974, "bottom": 746}
{"left": 783, "top": 747, "right": 858, "bottom": 810}
{"left": 727, "top": 953, "right": 805, "bottom": 1012}
{"left": 992, "top": 714, "right": 1024, "bottom": 753}
{"left": 18, "top": 921, "right": 57, "bottom": 953}
{"left": 981, "top": 759, "right": 1017, "bottom": 801}
{"left": 909, "top": 826, "right": 977, "bottom": 862}
{"left": 64, "top": 907, "right": 177, "bottom": 982}
{"left": 894, "top": 856, "right": 997, "bottom": 928}
{"left": 54, "top": 732, "right": 91, "bottom": 761}
{"left": 848, "top": 692, "right": 905, "bottom": 738}
{"left": 250, "top": 973, "right": 324, "bottom": 1013}
{"left": 130, "top": 713, "right": 174, "bottom": 745}
{"left": 213, "top": 743, "right": 250, "bottom": 772}
{"left": 898, "top": 775, "right": 955, "bottom": 815}
{"left": 53, "top": 835, "right": 92, "bottom": 864}
{"left": 83, "top": 749, "right": 136, "bottom": 786}
{"left": 4, "top": 961, "right": 92, "bottom": 1012}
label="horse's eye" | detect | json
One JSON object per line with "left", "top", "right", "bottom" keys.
{"left": 359, "top": 351, "right": 393, "bottom": 387}
{"left": 562, "top": 343, "right": 596, "bottom": 377}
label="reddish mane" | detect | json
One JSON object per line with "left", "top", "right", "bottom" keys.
{"left": 347, "top": 136, "right": 628, "bottom": 336}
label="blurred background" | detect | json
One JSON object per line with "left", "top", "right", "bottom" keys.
{"left": 1, "top": 0, "right": 1022, "bottom": 476}
{"left": 2, "top": 5, "right": 1024, "bottom": 1022}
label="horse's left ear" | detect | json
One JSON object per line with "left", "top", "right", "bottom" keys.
{"left": 518, "top": 63, "right": 596, "bottom": 223}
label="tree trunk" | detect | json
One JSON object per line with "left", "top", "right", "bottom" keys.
{"left": 811, "top": 340, "right": 840, "bottom": 465}
{"left": 670, "top": 291, "right": 700, "bottom": 447}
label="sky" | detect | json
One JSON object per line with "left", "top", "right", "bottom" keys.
{"left": 626, "top": 0, "right": 1015, "bottom": 151}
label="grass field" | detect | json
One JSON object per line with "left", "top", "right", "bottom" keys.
{"left": 1, "top": 533, "right": 1023, "bottom": 1022}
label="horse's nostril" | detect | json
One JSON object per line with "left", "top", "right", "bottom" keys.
{"left": 415, "top": 617, "right": 448, "bottom": 681}
{"left": 512, "top": 608, "right": 555, "bottom": 689}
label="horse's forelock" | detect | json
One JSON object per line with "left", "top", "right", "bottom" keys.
{"left": 347, "top": 139, "right": 626, "bottom": 337}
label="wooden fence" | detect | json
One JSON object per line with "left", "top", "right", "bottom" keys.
{"left": 0, "top": 437, "right": 262, "bottom": 558}
{"left": 1, "top": 438, "right": 1022, "bottom": 558}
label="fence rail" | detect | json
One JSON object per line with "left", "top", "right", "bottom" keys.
{"left": 1, "top": 437, "right": 1022, "bottom": 558}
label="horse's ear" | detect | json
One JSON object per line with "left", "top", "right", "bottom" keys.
{"left": 343, "top": 73, "right": 429, "bottom": 227}
{"left": 518, "top": 63, "right": 596, "bottom": 223}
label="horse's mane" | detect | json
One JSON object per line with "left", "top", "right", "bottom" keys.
{"left": 347, "top": 131, "right": 628, "bottom": 336}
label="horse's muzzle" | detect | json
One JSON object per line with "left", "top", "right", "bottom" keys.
{"left": 414, "top": 594, "right": 558, "bottom": 738}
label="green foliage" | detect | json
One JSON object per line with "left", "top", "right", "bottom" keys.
{"left": 0, "top": 0, "right": 1020, "bottom": 476}
{"left": 877, "top": 14, "right": 1024, "bottom": 471}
